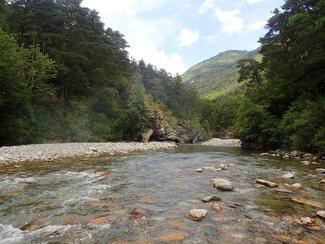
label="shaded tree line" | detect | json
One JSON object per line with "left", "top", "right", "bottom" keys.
{"left": 0, "top": 0, "right": 202, "bottom": 146}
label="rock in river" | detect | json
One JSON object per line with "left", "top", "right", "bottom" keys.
{"left": 281, "top": 173, "right": 295, "bottom": 179}
{"left": 202, "top": 195, "right": 221, "bottom": 203}
{"left": 212, "top": 178, "right": 234, "bottom": 191}
{"left": 295, "top": 217, "right": 315, "bottom": 226}
{"left": 189, "top": 209, "right": 208, "bottom": 221}
{"left": 285, "top": 183, "right": 303, "bottom": 190}
{"left": 256, "top": 179, "right": 278, "bottom": 188}
{"left": 317, "top": 211, "right": 325, "bottom": 219}
{"left": 210, "top": 203, "right": 223, "bottom": 212}
{"left": 316, "top": 168, "right": 325, "bottom": 174}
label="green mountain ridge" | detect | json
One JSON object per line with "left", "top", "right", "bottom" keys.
{"left": 182, "top": 49, "right": 260, "bottom": 98}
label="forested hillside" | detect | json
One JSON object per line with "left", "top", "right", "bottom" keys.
{"left": 0, "top": 0, "right": 204, "bottom": 146}
{"left": 201, "top": 0, "right": 324, "bottom": 153}
{"left": 182, "top": 49, "right": 260, "bottom": 98}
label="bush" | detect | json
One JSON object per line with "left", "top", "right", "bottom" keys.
{"left": 235, "top": 98, "right": 279, "bottom": 150}
{"left": 280, "top": 98, "right": 325, "bottom": 153}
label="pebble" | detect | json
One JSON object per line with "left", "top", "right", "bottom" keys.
{"left": 256, "top": 179, "right": 278, "bottom": 188}
{"left": 212, "top": 178, "right": 234, "bottom": 191}
{"left": 285, "top": 183, "right": 303, "bottom": 190}
{"left": 281, "top": 173, "right": 295, "bottom": 179}
{"left": 210, "top": 203, "right": 223, "bottom": 212}
{"left": 317, "top": 211, "right": 325, "bottom": 219}
{"left": 189, "top": 209, "right": 208, "bottom": 221}
{"left": 202, "top": 195, "right": 221, "bottom": 203}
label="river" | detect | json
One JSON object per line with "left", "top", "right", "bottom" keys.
{"left": 0, "top": 145, "right": 324, "bottom": 243}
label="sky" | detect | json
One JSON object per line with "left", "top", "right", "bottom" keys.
{"left": 82, "top": 0, "right": 284, "bottom": 75}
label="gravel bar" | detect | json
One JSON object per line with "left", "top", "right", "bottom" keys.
{"left": 202, "top": 138, "right": 241, "bottom": 147}
{"left": 0, "top": 142, "right": 177, "bottom": 165}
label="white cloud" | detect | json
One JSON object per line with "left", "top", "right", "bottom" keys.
{"left": 82, "top": 0, "right": 186, "bottom": 75}
{"left": 199, "top": 0, "right": 216, "bottom": 14}
{"left": 177, "top": 29, "right": 200, "bottom": 47}
{"left": 214, "top": 7, "right": 244, "bottom": 34}
{"left": 247, "top": 20, "right": 266, "bottom": 31}
{"left": 246, "top": 0, "right": 265, "bottom": 5}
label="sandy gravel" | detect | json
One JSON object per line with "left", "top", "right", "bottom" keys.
{"left": 0, "top": 142, "right": 177, "bottom": 165}
{"left": 202, "top": 138, "right": 241, "bottom": 147}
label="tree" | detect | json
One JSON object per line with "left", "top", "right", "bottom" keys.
{"left": 0, "top": 29, "right": 33, "bottom": 145}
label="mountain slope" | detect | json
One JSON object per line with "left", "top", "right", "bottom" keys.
{"left": 182, "top": 49, "right": 260, "bottom": 98}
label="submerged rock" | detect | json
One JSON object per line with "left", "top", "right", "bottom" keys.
{"left": 256, "top": 179, "right": 278, "bottom": 188}
{"left": 189, "top": 209, "right": 208, "bottom": 221}
{"left": 317, "top": 211, "right": 325, "bottom": 219}
{"left": 292, "top": 197, "right": 324, "bottom": 208}
{"left": 202, "top": 195, "right": 221, "bottom": 203}
{"left": 202, "top": 167, "right": 222, "bottom": 171}
{"left": 281, "top": 173, "right": 295, "bottom": 179}
{"left": 212, "top": 178, "right": 234, "bottom": 191}
{"left": 157, "top": 231, "right": 189, "bottom": 242}
{"left": 210, "top": 203, "right": 223, "bottom": 212}
{"left": 88, "top": 216, "right": 110, "bottom": 225}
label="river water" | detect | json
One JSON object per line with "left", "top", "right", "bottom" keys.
{"left": 0, "top": 145, "right": 324, "bottom": 243}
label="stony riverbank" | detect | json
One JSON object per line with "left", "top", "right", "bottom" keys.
{"left": 202, "top": 138, "right": 241, "bottom": 147}
{"left": 0, "top": 142, "right": 177, "bottom": 165}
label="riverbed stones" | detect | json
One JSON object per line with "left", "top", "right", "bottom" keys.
{"left": 281, "top": 173, "right": 295, "bottom": 179}
{"left": 256, "top": 179, "right": 278, "bottom": 188}
{"left": 202, "top": 195, "right": 221, "bottom": 203}
{"left": 88, "top": 216, "right": 110, "bottom": 225}
{"left": 295, "top": 217, "right": 315, "bottom": 226}
{"left": 212, "top": 178, "right": 234, "bottom": 191}
{"left": 317, "top": 211, "right": 325, "bottom": 219}
{"left": 189, "top": 209, "right": 208, "bottom": 221}
{"left": 157, "top": 231, "right": 189, "bottom": 242}
{"left": 292, "top": 197, "right": 324, "bottom": 208}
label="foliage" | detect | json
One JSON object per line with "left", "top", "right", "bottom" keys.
{"left": 235, "top": 98, "right": 279, "bottom": 150}
{"left": 235, "top": 0, "right": 325, "bottom": 153}
{"left": 182, "top": 49, "right": 261, "bottom": 98}
{"left": 0, "top": 0, "right": 202, "bottom": 145}
{"left": 280, "top": 98, "right": 325, "bottom": 153}
{"left": 0, "top": 28, "right": 33, "bottom": 145}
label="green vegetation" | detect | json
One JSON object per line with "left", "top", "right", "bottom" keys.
{"left": 202, "top": 0, "right": 324, "bottom": 153}
{"left": 0, "top": 0, "right": 203, "bottom": 146}
{"left": 182, "top": 49, "right": 260, "bottom": 99}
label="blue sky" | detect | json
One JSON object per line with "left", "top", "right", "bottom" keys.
{"left": 82, "top": 0, "right": 284, "bottom": 74}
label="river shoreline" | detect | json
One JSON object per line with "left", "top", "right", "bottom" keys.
{"left": 0, "top": 142, "right": 177, "bottom": 165}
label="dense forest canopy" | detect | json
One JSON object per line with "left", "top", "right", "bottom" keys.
{"left": 0, "top": 0, "right": 202, "bottom": 146}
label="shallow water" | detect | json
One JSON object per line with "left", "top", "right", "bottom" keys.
{"left": 0, "top": 145, "right": 324, "bottom": 243}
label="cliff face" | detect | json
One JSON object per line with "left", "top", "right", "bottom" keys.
{"left": 140, "top": 107, "right": 204, "bottom": 143}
